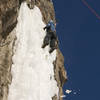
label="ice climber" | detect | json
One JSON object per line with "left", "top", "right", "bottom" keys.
{"left": 42, "top": 20, "right": 58, "bottom": 53}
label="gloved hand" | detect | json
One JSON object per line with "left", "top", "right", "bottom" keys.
{"left": 43, "top": 27, "right": 45, "bottom": 30}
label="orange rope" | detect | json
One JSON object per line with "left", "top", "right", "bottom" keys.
{"left": 82, "top": 0, "right": 100, "bottom": 20}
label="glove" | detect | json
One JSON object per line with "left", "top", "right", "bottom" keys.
{"left": 43, "top": 27, "right": 46, "bottom": 30}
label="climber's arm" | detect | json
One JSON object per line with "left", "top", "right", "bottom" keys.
{"left": 43, "top": 23, "right": 50, "bottom": 30}
{"left": 43, "top": 26, "right": 47, "bottom": 30}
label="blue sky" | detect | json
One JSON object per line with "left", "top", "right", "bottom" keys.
{"left": 53, "top": 0, "right": 100, "bottom": 100}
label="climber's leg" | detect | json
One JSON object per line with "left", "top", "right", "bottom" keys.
{"left": 49, "top": 38, "right": 57, "bottom": 53}
{"left": 42, "top": 35, "right": 50, "bottom": 48}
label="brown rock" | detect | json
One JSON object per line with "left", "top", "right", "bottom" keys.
{"left": 0, "top": 0, "right": 67, "bottom": 100}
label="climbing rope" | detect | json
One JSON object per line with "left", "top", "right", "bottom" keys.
{"left": 82, "top": 0, "right": 100, "bottom": 20}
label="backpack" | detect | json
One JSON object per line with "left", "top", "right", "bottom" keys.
{"left": 47, "top": 21, "right": 56, "bottom": 32}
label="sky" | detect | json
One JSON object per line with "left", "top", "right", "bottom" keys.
{"left": 53, "top": 0, "right": 100, "bottom": 100}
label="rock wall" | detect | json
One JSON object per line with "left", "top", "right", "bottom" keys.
{"left": 0, "top": 0, "right": 67, "bottom": 100}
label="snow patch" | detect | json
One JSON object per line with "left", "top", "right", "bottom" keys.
{"left": 60, "top": 95, "right": 66, "bottom": 98}
{"left": 8, "top": 2, "right": 58, "bottom": 100}
{"left": 65, "top": 89, "right": 72, "bottom": 94}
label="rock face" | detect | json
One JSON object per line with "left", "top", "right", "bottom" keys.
{"left": 0, "top": 0, "right": 67, "bottom": 100}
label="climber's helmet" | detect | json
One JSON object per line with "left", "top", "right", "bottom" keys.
{"left": 49, "top": 20, "right": 53, "bottom": 23}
